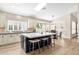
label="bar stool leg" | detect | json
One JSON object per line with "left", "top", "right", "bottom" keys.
{"left": 47, "top": 39, "right": 49, "bottom": 48}
{"left": 29, "top": 42, "right": 31, "bottom": 53}
{"left": 42, "top": 40, "right": 45, "bottom": 51}
{"left": 38, "top": 42, "right": 40, "bottom": 53}
{"left": 50, "top": 39, "right": 53, "bottom": 47}
{"left": 32, "top": 43, "right": 35, "bottom": 54}
{"left": 53, "top": 39, "right": 55, "bottom": 47}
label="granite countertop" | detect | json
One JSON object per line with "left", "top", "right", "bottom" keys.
{"left": 0, "top": 31, "right": 35, "bottom": 35}
{"left": 0, "top": 32, "right": 27, "bottom": 35}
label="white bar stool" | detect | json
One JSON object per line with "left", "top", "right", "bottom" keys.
{"left": 29, "top": 39, "right": 40, "bottom": 54}
{"left": 51, "top": 35, "right": 55, "bottom": 47}
{"left": 41, "top": 38, "right": 49, "bottom": 50}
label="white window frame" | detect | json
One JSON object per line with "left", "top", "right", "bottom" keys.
{"left": 7, "top": 20, "right": 28, "bottom": 32}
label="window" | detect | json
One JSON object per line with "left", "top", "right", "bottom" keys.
{"left": 7, "top": 20, "right": 27, "bottom": 32}
{"left": 14, "top": 25, "right": 18, "bottom": 30}
{"left": 72, "top": 21, "right": 76, "bottom": 34}
{"left": 50, "top": 23, "right": 57, "bottom": 30}
{"left": 41, "top": 23, "right": 46, "bottom": 32}
{"left": 20, "top": 22, "right": 27, "bottom": 31}
{"left": 9, "top": 25, "right": 13, "bottom": 30}
{"left": 36, "top": 23, "right": 50, "bottom": 32}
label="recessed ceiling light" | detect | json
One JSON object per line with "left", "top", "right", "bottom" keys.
{"left": 34, "top": 3, "right": 47, "bottom": 11}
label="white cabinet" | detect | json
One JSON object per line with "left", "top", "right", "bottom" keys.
{"left": 0, "top": 35, "right": 7, "bottom": 45}
{"left": 2, "top": 35, "right": 8, "bottom": 45}
{"left": 7, "top": 34, "right": 14, "bottom": 43}
{"left": 10, "top": 34, "right": 20, "bottom": 43}
{"left": 0, "top": 34, "right": 20, "bottom": 46}
{"left": 7, "top": 34, "right": 20, "bottom": 44}
{"left": 0, "top": 35, "right": 3, "bottom": 45}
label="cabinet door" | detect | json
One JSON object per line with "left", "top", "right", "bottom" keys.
{"left": 7, "top": 34, "right": 20, "bottom": 43}
{"left": 0, "top": 35, "right": 3, "bottom": 45}
{"left": 6, "top": 34, "right": 18, "bottom": 44}
{"left": 0, "top": 34, "right": 20, "bottom": 45}
{"left": 16, "top": 34, "right": 20, "bottom": 42}
{"left": 0, "top": 35, "right": 8, "bottom": 45}
{"left": 13, "top": 34, "right": 20, "bottom": 42}
{"left": 7, "top": 35, "right": 12, "bottom": 43}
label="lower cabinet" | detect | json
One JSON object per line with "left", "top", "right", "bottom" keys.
{"left": 0, "top": 34, "right": 20, "bottom": 46}
{"left": 0, "top": 35, "right": 3, "bottom": 45}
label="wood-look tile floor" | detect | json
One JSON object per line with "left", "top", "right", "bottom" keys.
{"left": 0, "top": 38, "right": 79, "bottom": 55}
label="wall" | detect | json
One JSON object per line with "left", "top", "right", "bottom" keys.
{"left": 0, "top": 11, "right": 50, "bottom": 32}
{"left": 51, "top": 12, "right": 78, "bottom": 39}
{"left": 0, "top": 11, "right": 29, "bottom": 32}
{"left": 28, "top": 18, "right": 50, "bottom": 32}
{"left": 70, "top": 13, "right": 78, "bottom": 38}
{"left": 50, "top": 14, "right": 71, "bottom": 39}
{"left": 77, "top": 4, "right": 79, "bottom": 39}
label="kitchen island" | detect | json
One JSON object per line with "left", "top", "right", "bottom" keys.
{"left": 20, "top": 32, "right": 55, "bottom": 53}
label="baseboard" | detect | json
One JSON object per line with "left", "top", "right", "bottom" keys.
{"left": 0, "top": 42, "right": 20, "bottom": 47}
{"left": 62, "top": 37, "right": 71, "bottom": 40}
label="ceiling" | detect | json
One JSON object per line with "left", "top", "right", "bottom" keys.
{"left": 0, "top": 3, "right": 77, "bottom": 21}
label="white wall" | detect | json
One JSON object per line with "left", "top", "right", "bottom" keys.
{"left": 51, "top": 12, "right": 78, "bottom": 39}
{"left": 51, "top": 14, "right": 71, "bottom": 38}
{"left": 77, "top": 4, "right": 79, "bottom": 39}
{"left": 70, "top": 13, "right": 78, "bottom": 38}
{"left": 0, "top": 11, "right": 50, "bottom": 32}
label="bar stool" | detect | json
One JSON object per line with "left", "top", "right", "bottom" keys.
{"left": 51, "top": 35, "right": 55, "bottom": 47}
{"left": 29, "top": 39, "right": 40, "bottom": 54}
{"left": 41, "top": 37, "right": 49, "bottom": 50}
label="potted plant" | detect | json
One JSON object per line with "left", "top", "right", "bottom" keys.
{"left": 36, "top": 23, "right": 42, "bottom": 33}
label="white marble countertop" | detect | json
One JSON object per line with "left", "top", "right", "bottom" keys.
{"left": 21, "top": 32, "right": 56, "bottom": 38}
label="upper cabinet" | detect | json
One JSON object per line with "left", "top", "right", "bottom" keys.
{"left": 0, "top": 12, "right": 6, "bottom": 27}
{"left": 0, "top": 12, "right": 7, "bottom": 32}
